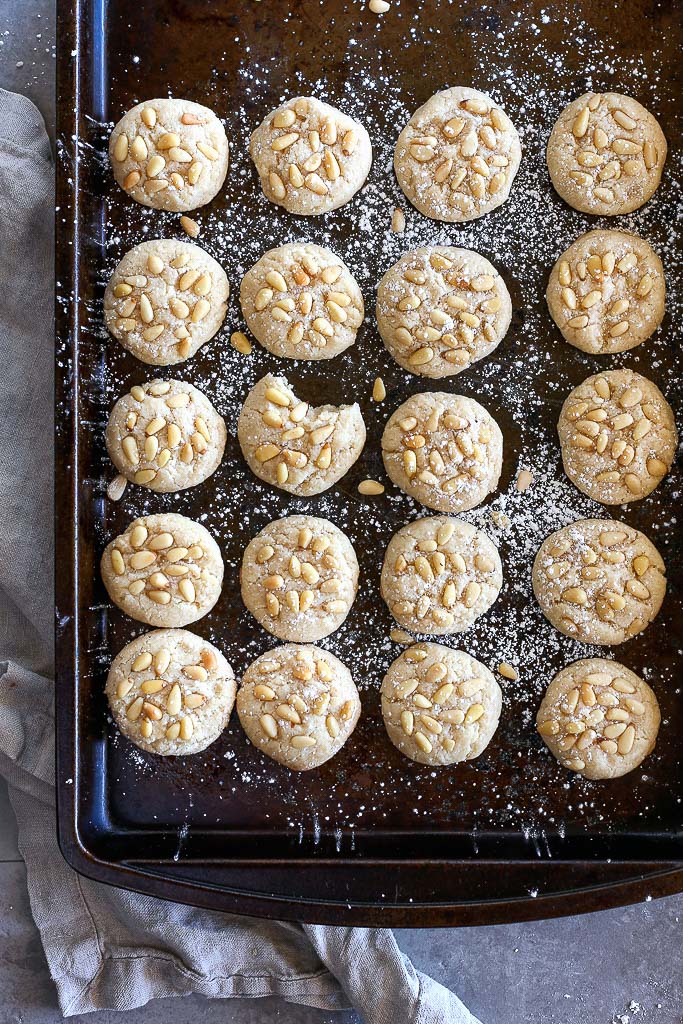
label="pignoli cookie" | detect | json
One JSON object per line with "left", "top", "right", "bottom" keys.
{"left": 109, "top": 98, "right": 229, "bottom": 211}
{"left": 381, "top": 517, "right": 502, "bottom": 635}
{"left": 104, "top": 239, "right": 230, "bottom": 365}
{"left": 240, "top": 243, "right": 363, "bottom": 360}
{"left": 377, "top": 246, "right": 511, "bottom": 377}
{"left": 237, "top": 373, "right": 366, "bottom": 496}
{"left": 237, "top": 644, "right": 361, "bottom": 770}
{"left": 532, "top": 519, "right": 665, "bottom": 645}
{"left": 381, "top": 642, "right": 502, "bottom": 765}
{"left": 547, "top": 92, "right": 666, "bottom": 216}
{"left": 249, "top": 96, "right": 372, "bottom": 215}
{"left": 106, "top": 379, "right": 227, "bottom": 492}
{"left": 557, "top": 368, "right": 677, "bottom": 504}
{"left": 101, "top": 513, "right": 224, "bottom": 627}
{"left": 382, "top": 392, "right": 503, "bottom": 512}
{"left": 241, "top": 515, "right": 359, "bottom": 642}
{"left": 106, "top": 628, "right": 236, "bottom": 756}
{"left": 547, "top": 230, "right": 664, "bottom": 355}
{"left": 536, "top": 657, "right": 660, "bottom": 779}
{"left": 394, "top": 86, "right": 521, "bottom": 223}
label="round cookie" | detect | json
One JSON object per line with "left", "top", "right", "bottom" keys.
{"left": 237, "top": 644, "right": 361, "bottom": 770}
{"left": 547, "top": 230, "right": 665, "bottom": 355}
{"left": 106, "top": 379, "right": 227, "bottom": 493}
{"left": 101, "top": 513, "right": 224, "bottom": 628}
{"left": 557, "top": 369, "right": 677, "bottom": 505}
{"left": 382, "top": 392, "right": 503, "bottom": 513}
{"left": 109, "top": 98, "right": 229, "bottom": 211}
{"left": 241, "top": 516, "right": 358, "bottom": 642}
{"left": 546, "top": 92, "right": 667, "bottom": 216}
{"left": 533, "top": 519, "right": 665, "bottom": 645}
{"left": 104, "top": 240, "right": 230, "bottom": 366}
{"left": 377, "top": 246, "right": 511, "bottom": 378}
{"left": 240, "top": 243, "right": 363, "bottom": 360}
{"left": 106, "top": 628, "right": 236, "bottom": 756}
{"left": 237, "top": 373, "right": 366, "bottom": 496}
{"left": 381, "top": 517, "right": 502, "bottom": 635}
{"left": 394, "top": 86, "right": 521, "bottom": 223}
{"left": 381, "top": 642, "right": 501, "bottom": 765}
{"left": 249, "top": 96, "right": 372, "bottom": 215}
{"left": 536, "top": 657, "right": 660, "bottom": 779}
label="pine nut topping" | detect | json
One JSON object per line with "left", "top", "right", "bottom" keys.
{"left": 558, "top": 369, "right": 676, "bottom": 503}
{"left": 550, "top": 94, "right": 665, "bottom": 217}
{"left": 537, "top": 657, "right": 658, "bottom": 776}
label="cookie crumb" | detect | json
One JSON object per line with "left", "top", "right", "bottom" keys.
{"left": 516, "top": 469, "right": 533, "bottom": 491}
{"left": 491, "top": 510, "right": 511, "bottom": 529}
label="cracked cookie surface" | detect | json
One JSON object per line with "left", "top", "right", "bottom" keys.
{"left": 381, "top": 642, "right": 501, "bottom": 765}
{"left": 250, "top": 96, "right": 371, "bottom": 215}
{"left": 547, "top": 91, "right": 666, "bottom": 215}
{"left": 381, "top": 516, "right": 502, "bottom": 635}
{"left": 537, "top": 657, "right": 660, "bottom": 779}
{"left": 237, "top": 373, "right": 366, "bottom": 496}
{"left": 109, "top": 98, "right": 229, "bottom": 211}
{"left": 106, "top": 628, "right": 235, "bottom": 756}
{"left": 533, "top": 518, "right": 665, "bottom": 645}
{"left": 237, "top": 644, "right": 361, "bottom": 770}
{"left": 241, "top": 515, "right": 358, "bottom": 642}
{"left": 394, "top": 86, "right": 521, "bottom": 223}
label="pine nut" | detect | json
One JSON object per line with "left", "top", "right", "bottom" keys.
{"left": 372, "top": 377, "right": 386, "bottom": 402}
{"left": 123, "top": 170, "right": 141, "bottom": 190}
{"left": 107, "top": 474, "right": 127, "bottom": 501}
{"left": 357, "top": 479, "right": 384, "bottom": 496}
{"left": 230, "top": 331, "right": 251, "bottom": 355}
{"left": 291, "top": 734, "right": 316, "bottom": 749}
{"left": 179, "top": 215, "right": 200, "bottom": 238}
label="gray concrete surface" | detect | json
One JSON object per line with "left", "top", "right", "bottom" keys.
{"left": 0, "top": 3, "right": 681, "bottom": 1023}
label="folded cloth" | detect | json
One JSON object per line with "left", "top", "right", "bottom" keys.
{"left": 0, "top": 87, "right": 480, "bottom": 1024}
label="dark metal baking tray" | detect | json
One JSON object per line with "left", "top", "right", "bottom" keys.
{"left": 55, "top": 0, "right": 683, "bottom": 924}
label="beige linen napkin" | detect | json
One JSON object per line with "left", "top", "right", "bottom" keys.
{"left": 0, "top": 88, "right": 480, "bottom": 1023}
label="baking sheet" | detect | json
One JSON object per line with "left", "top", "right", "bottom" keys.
{"left": 56, "top": 0, "right": 682, "bottom": 902}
